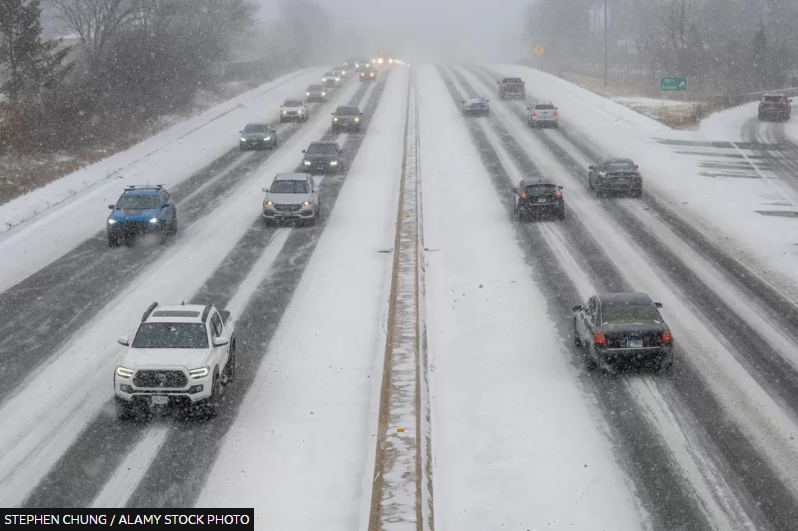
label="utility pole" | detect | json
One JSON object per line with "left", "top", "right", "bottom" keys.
{"left": 604, "top": 0, "right": 609, "bottom": 87}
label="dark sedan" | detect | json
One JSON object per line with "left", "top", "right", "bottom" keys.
{"left": 301, "top": 141, "right": 345, "bottom": 174}
{"left": 511, "top": 178, "right": 565, "bottom": 220}
{"left": 588, "top": 158, "right": 643, "bottom": 197}
{"left": 239, "top": 123, "right": 277, "bottom": 151}
{"left": 572, "top": 292, "right": 673, "bottom": 375}
{"left": 332, "top": 105, "right": 363, "bottom": 132}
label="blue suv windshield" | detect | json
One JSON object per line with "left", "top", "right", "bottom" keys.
{"left": 116, "top": 195, "right": 159, "bottom": 210}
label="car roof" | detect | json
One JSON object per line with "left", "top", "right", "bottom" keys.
{"left": 598, "top": 292, "right": 653, "bottom": 305}
{"left": 309, "top": 141, "right": 338, "bottom": 147}
{"left": 274, "top": 172, "right": 310, "bottom": 181}
{"left": 245, "top": 122, "right": 270, "bottom": 127}
{"left": 146, "top": 304, "right": 207, "bottom": 323}
{"left": 763, "top": 93, "right": 786, "bottom": 98}
{"left": 533, "top": 101, "right": 555, "bottom": 106}
{"left": 122, "top": 187, "right": 162, "bottom": 196}
{"left": 602, "top": 158, "right": 635, "bottom": 164}
{"left": 467, "top": 97, "right": 486, "bottom": 101}
{"left": 335, "top": 105, "right": 360, "bottom": 112}
{"left": 308, "top": 84, "right": 323, "bottom": 89}
{"left": 520, "top": 178, "right": 557, "bottom": 186}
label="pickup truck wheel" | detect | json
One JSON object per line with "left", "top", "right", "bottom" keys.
{"left": 115, "top": 397, "right": 135, "bottom": 421}
{"left": 224, "top": 344, "right": 236, "bottom": 384}
{"left": 204, "top": 372, "right": 221, "bottom": 419}
{"left": 159, "top": 227, "right": 167, "bottom": 245}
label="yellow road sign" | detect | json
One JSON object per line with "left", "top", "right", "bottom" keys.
{"left": 534, "top": 45, "right": 545, "bottom": 56}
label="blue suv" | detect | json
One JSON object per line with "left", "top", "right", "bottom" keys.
{"left": 107, "top": 185, "right": 177, "bottom": 247}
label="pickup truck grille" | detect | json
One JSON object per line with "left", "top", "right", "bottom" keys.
{"left": 134, "top": 370, "right": 188, "bottom": 388}
{"left": 275, "top": 204, "right": 302, "bottom": 212}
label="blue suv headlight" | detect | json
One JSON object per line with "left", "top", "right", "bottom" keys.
{"left": 108, "top": 219, "right": 117, "bottom": 225}
{"left": 149, "top": 217, "right": 159, "bottom": 224}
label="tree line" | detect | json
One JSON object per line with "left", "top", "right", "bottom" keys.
{"left": 524, "top": 0, "right": 798, "bottom": 99}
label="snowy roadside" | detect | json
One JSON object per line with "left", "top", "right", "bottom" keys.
{"left": 195, "top": 69, "right": 410, "bottom": 529}
{"left": 495, "top": 64, "right": 798, "bottom": 302}
{"left": 0, "top": 68, "right": 321, "bottom": 235}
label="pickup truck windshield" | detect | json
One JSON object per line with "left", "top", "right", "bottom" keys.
{"left": 132, "top": 323, "right": 208, "bottom": 349}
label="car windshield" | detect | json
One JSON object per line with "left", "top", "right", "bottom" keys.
{"left": 503, "top": 78, "right": 522, "bottom": 83}
{"left": 284, "top": 100, "right": 302, "bottom": 107}
{"left": 244, "top": 124, "right": 269, "bottom": 133}
{"left": 270, "top": 180, "right": 309, "bottom": 194}
{"left": 131, "top": 323, "right": 208, "bottom": 349}
{"left": 535, "top": 104, "right": 555, "bottom": 110}
{"left": 604, "top": 161, "right": 636, "bottom": 172}
{"left": 307, "top": 143, "right": 337, "bottom": 155}
{"left": 308, "top": 85, "right": 323, "bottom": 91}
{"left": 115, "top": 195, "right": 159, "bottom": 210}
{"left": 336, "top": 107, "right": 359, "bottom": 116}
{"left": 525, "top": 184, "right": 557, "bottom": 195}
{"left": 764, "top": 96, "right": 783, "bottom": 102}
{"left": 324, "top": 72, "right": 336, "bottom": 76}
{"left": 601, "top": 303, "right": 660, "bottom": 325}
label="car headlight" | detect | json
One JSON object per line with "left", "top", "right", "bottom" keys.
{"left": 108, "top": 219, "right": 117, "bottom": 225}
{"left": 282, "top": 110, "right": 287, "bottom": 115}
{"left": 330, "top": 161, "right": 338, "bottom": 166}
{"left": 189, "top": 367, "right": 209, "bottom": 379}
{"left": 333, "top": 117, "right": 338, "bottom": 122}
{"left": 305, "top": 92, "right": 310, "bottom": 96}
{"left": 303, "top": 201, "right": 310, "bottom": 206}
{"left": 599, "top": 171, "right": 607, "bottom": 177}
{"left": 116, "top": 366, "right": 134, "bottom": 378}
{"left": 322, "top": 92, "right": 326, "bottom": 96}
{"left": 297, "top": 110, "right": 303, "bottom": 114}
{"left": 240, "top": 137, "right": 246, "bottom": 141}
{"left": 304, "top": 161, "right": 311, "bottom": 165}
{"left": 354, "top": 117, "right": 359, "bottom": 122}
{"left": 266, "top": 200, "right": 274, "bottom": 206}
{"left": 342, "top": 70, "right": 346, "bottom": 75}
{"left": 149, "top": 217, "right": 159, "bottom": 224}
{"left": 264, "top": 137, "right": 271, "bottom": 141}
{"left": 335, "top": 78, "right": 340, "bottom": 81}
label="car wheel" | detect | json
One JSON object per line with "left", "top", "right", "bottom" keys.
{"left": 588, "top": 175, "right": 594, "bottom": 190}
{"left": 204, "top": 371, "right": 221, "bottom": 419}
{"left": 558, "top": 207, "right": 565, "bottom": 221}
{"left": 632, "top": 189, "right": 643, "bottom": 198}
{"left": 661, "top": 362, "right": 674, "bottom": 378}
{"left": 239, "top": 144, "right": 246, "bottom": 151}
{"left": 553, "top": 123, "right": 559, "bottom": 129}
{"left": 573, "top": 320, "right": 581, "bottom": 347}
{"left": 170, "top": 218, "right": 178, "bottom": 235}
{"left": 115, "top": 397, "right": 135, "bottom": 421}
{"left": 108, "top": 233, "right": 118, "bottom": 247}
{"left": 224, "top": 343, "right": 236, "bottom": 384}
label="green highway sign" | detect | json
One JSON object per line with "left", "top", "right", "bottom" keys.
{"left": 661, "top": 76, "right": 688, "bottom": 92}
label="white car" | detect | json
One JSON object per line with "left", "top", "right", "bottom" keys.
{"left": 262, "top": 172, "right": 320, "bottom": 225}
{"left": 527, "top": 101, "right": 559, "bottom": 128}
{"left": 281, "top": 97, "right": 308, "bottom": 123}
{"left": 114, "top": 303, "right": 236, "bottom": 420}
{"left": 322, "top": 71, "right": 342, "bottom": 88}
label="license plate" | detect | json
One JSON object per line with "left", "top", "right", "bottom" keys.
{"left": 537, "top": 198, "right": 547, "bottom": 203}
{"left": 151, "top": 396, "right": 168, "bottom": 405}
{"left": 627, "top": 339, "right": 643, "bottom": 348}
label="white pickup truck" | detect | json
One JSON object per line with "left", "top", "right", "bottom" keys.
{"left": 114, "top": 302, "right": 236, "bottom": 420}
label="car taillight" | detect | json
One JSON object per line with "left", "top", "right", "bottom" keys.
{"left": 556, "top": 189, "right": 562, "bottom": 197}
{"left": 593, "top": 332, "right": 606, "bottom": 345}
{"left": 662, "top": 330, "right": 672, "bottom": 343}
{"left": 520, "top": 190, "right": 526, "bottom": 198}
{"left": 553, "top": 110, "right": 558, "bottom": 116}
{"left": 522, "top": 83, "right": 525, "bottom": 91}
{"left": 501, "top": 84, "right": 506, "bottom": 91}
{"left": 531, "top": 111, "right": 537, "bottom": 116}
{"left": 782, "top": 102, "right": 787, "bottom": 107}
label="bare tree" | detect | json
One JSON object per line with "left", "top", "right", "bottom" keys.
{"left": 47, "top": 0, "right": 136, "bottom": 62}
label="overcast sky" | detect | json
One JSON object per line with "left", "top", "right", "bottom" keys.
{"left": 256, "top": 0, "right": 532, "bottom": 63}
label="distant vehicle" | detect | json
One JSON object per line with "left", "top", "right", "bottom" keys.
{"left": 262, "top": 173, "right": 320, "bottom": 225}
{"left": 360, "top": 69, "right": 377, "bottom": 82}
{"left": 281, "top": 98, "right": 308, "bottom": 123}
{"left": 345, "top": 57, "right": 359, "bottom": 68}
{"left": 355, "top": 58, "right": 371, "bottom": 72}
{"left": 572, "top": 293, "right": 673, "bottom": 375}
{"left": 332, "top": 65, "right": 348, "bottom": 78}
{"left": 107, "top": 185, "right": 177, "bottom": 247}
{"left": 305, "top": 84, "right": 327, "bottom": 102}
{"left": 373, "top": 56, "right": 384, "bottom": 66}
{"left": 114, "top": 302, "right": 237, "bottom": 420}
{"left": 461, "top": 97, "right": 490, "bottom": 116}
{"left": 588, "top": 158, "right": 643, "bottom": 197}
{"left": 322, "top": 71, "right": 342, "bottom": 88}
{"left": 527, "top": 101, "right": 558, "bottom": 128}
{"left": 239, "top": 123, "right": 277, "bottom": 150}
{"left": 758, "top": 93, "right": 792, "bottom": 121}
{"left": 497, "top": 77, "right": 525, "bottom": 100}
{"left": 332, "top": 105, "right": 364, "bottom": 132}
{"left": 301, "top": 141, "right": 345, "bottom": 174}
{"left": 511, "top": 178, "right": 565, "bottom": 220}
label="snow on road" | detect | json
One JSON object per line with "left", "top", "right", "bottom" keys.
{"left": 0, "top": 67, "right": 327, "bottom": 293}
{"left": 195, "top": 68, "right": 410, "bottom": 529}
{"left": 417, "top": 65, "right": 644, "bottom": 531}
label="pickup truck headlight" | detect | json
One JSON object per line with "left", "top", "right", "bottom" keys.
{"left": 189, "top": 367, "right": 210, "bottom": 379}
{"left": 330, "top": 161, "right": 338, "bottom": 166}
{"left": 116, "top": 366, "right": 134, "bottom": 378}
{"left": 266, "top": 200, "right": 274, "bottom": 206}
{"left": 264, "top": 137, "right": 271, "bottom": 141}
{"left": 149, "top": 217, "right": 159, "bottom": 224}
{"left": 302, "top": 201, "right": 310, "bottom": 206}
{"left": 354, "top": 117, "right": 360, "bottom": 122}
{"left": 108, "top": 219, "right": 117, "bottom": 225}
{"left": 304, "top": 161, "right": 311, "bottom": 165}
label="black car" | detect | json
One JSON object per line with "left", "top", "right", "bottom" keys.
{"left": 511, "top": 178, "right": 565, "bottom": 220}
{"left": 758, "top": 93, "right": 792, "bottom": 121}
{"left": 301, "top": 141, "right": 345, "bottom": 174}
{"left": 572, "top": 292, "right": 673, "bottom": 374}
{"left": 588, "top": 158, "right": 642, "bottom": 197}
{"left": 239, "top": 123, "right": 277, "bottom": 150}
{"left": 332, "top": 105, "right": 363, "bottom": 132}
{"left": 360, "top": 69, "right": 377, "bottom": 82}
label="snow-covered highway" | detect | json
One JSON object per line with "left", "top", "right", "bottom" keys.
{"left": 2, "top": 64, "right": 798, "bottom": 531}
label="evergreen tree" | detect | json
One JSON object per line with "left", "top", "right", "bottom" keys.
{"left": 0, "top": 0, "right": 71, "bottom": 102}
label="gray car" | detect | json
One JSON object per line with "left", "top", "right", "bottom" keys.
{"left": 301, "top": 141, "right": 345, "bottom": 174}
{"left": 262, "top": 173, "right": 319, "bottom": 225}
{"left": 332, "top": 105, "right": 364, "bottom": 132}
{"left": 239, "top": 123, "right": 277, "bottom": 151}
{"left": 305, "top": 84, "right": 328, "bottom": 102}
{"left": 462, "top": 97, "right": 490, "bottom": 116}
{"left": 322, "top": 71, "right": 342, "bottom": 87}
{"left": 281, "top": 98, "right": 308, "bottom": 123}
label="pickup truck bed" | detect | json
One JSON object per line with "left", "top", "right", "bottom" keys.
{"left": 498, "top": 78, "right": 525, "bottom": 100}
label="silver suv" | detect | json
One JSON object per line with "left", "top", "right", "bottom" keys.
{"left": 281, "top": 98, "right": 308, "bottom": 123}
{"left": 262, "top": 173, "right": 320, "bottom": 225}
{"left": 527, "top": 101, "right": 558, "bottom": 128}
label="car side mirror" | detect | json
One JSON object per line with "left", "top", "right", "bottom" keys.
{"left": 331, "top": 112, "right": 335, "bottom": 115}
{"left": 654, "top": 302, "right": 663, "bottom": 308}
{"left": 117, "top": 335, "right": 130, "bottom": 346}
{"left": 238, "top": 131, "right": 243, "bottom": 134}
{"left": 262, "top": 187, "right": 269, "bottom": 193}
{"left": 588, "top": 165, "right": 595, "bottom": 170}
{"left": 572, "top": 305, "right": 583, "bottom": 312}
{"left": 302, "top": 150, "right": 306, "bottom": 153}
{"left": 213, "top": 336, "right": 230, "bottom": 347}
{"left": 108, "top": 204, "right": 115, "bottom": 209}
{"left": 558, "top": 186, "right": 564, "bottom": 190}
{"left": 635, "top": 165, "right": 639, "bottom": 169}
{"left": 461, "top": 100, "right": 465, "bottom": 103}
{"left": 509, "top": 187, "right": 516, "bottom": 193}
{"left": 360, "top": 112, "right": 364, "bottom": 116}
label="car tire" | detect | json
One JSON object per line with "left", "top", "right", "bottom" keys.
{"left": 204, "top": 371, "right": 221, "bottom": 419}
{"left": 573, "top": 320, "right": 581, "bottom": 347}
{"left": 108, "top": 233, "right": 118, "bottom": 247}
{"left": 632, "top": 189, "right": 643, "bottom": 198}
{"left": 585, "top": 353, "right": 598, "bottom": 372}
{"left": 115, "top": 397, "right": 135, "bottom": 421}
{"left": 224, "top": 343, "right": 236, "bottom": 384}
{"left": 553, "top": 123, "right": 559, "bottom": 129}
{"left": 558, "top": 207, "right": 565, "bottom": 221}
{"left": 159, "top": 226, "right": 167, "bottom": 245}
{"left": 661, "top": 362, "right": 674, "bottom": 378}
{"left": 169, "top": 218, "right": 178, "bottom": 235}
{"left": 239, "top": 145, "right": 246, "bottom": 151}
